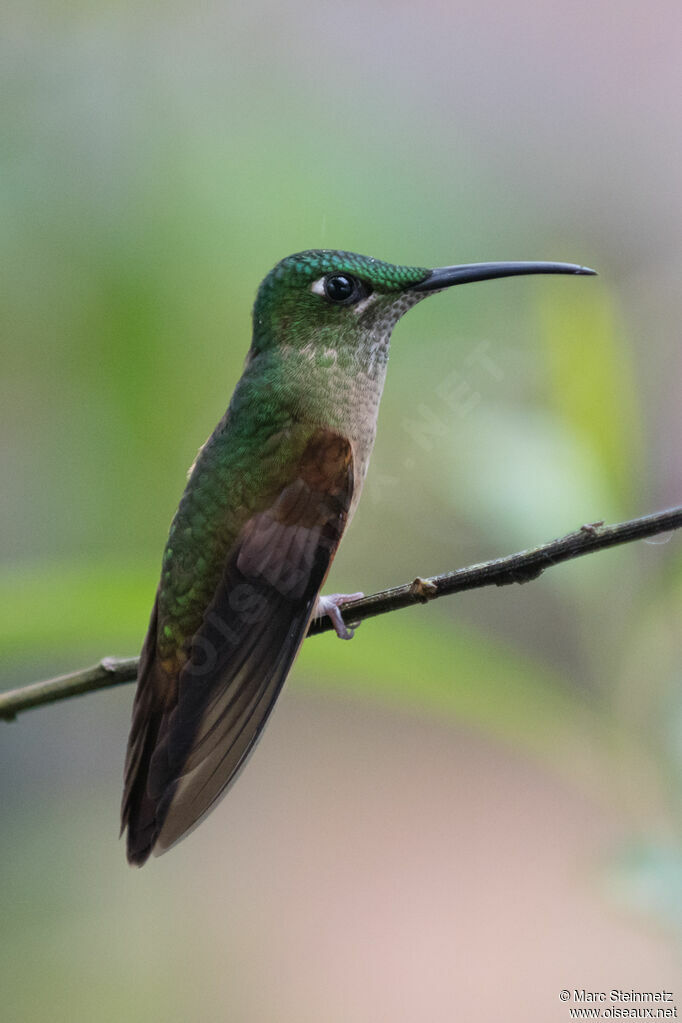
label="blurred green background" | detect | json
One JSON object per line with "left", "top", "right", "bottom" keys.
{"left": 2, "top": 1, "right": 682, "bottom": 1019}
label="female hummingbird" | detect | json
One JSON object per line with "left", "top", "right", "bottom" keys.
{"left": 121, "top": 249, "right": 594, "bottom": 864}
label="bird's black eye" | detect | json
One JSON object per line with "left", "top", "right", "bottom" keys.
{"left": 323, "top": 273, "right": 364, "bottom": 304}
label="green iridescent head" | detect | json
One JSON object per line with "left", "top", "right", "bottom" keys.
{"left": 251, "top": 250, "right": 430, "bottom": 354}
{"left": 250, "top": 248, "right": 596, "bottom": 355}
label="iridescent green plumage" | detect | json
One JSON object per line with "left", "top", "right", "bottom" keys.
{"left": 259, "top": 249, "right": 429, "bottom": 294}
{"left": 122, "top": 248, "right": 595, "bottom": 864}
{"left": 157, "top": 252, "right": 431, "bottom": 663}
{"left": 157, "top": 417, "right": 326, "bottom": 663}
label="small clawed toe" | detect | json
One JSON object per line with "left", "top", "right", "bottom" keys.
{"left": 315, "top": 592, "right": 364, "bottom": 640}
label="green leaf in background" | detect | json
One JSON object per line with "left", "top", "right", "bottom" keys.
{"left": 0, "top": 559, "right": 157, "bottom": 667}
{"left": 536, "top": 283, "right": 643, "bottom": 510}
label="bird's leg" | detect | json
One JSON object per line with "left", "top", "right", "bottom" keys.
{"left": 314, "top": 592, "right": 364, "bottom": 640}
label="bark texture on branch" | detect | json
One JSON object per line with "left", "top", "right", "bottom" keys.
{"left": 2, "top": 505, "right": 680, "bottom": 722}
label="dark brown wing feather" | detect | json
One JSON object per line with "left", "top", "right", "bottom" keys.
{"left": 122, "top": 430, "right": 353, "bottom": 865}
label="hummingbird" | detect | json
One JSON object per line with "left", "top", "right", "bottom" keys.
{"left": 122, "top": 249, "right": 595, "bottom": 864}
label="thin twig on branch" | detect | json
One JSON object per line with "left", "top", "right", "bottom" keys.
{"left": 2, "top": 505, "right": 681, "bottom": 722}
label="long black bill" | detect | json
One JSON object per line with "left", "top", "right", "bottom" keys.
{"left": 413, "top": 261, "right": 597, "bottom": 292}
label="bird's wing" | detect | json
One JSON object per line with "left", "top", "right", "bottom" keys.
{"left": 122, "top": 428, "right": 354, "bottom": 864}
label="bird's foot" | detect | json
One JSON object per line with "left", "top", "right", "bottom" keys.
{"left": 314, "top": 592, "right": 364, "bottom": 640}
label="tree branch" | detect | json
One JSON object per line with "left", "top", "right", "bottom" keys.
{"left": 2, "top": 505, "right": 681, "bottom": 722}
